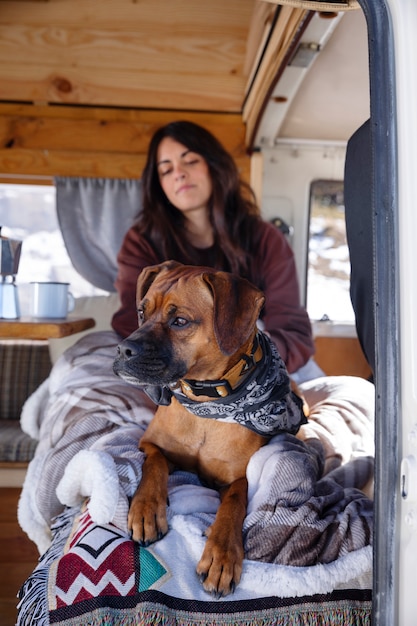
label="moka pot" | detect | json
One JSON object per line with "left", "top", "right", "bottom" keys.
{"left": 0, "top": 230, "right": 22, "bottom": 319}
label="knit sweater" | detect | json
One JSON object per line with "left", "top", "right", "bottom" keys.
{"left": 111, "top": 220, "right": 314, "bottom": 374}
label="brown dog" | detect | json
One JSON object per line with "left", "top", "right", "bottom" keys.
{"left": 113, "top": 261, "right": 307, "bottom": 597}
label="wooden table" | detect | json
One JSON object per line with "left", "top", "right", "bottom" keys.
{"left": 0, "top": 316, "right": 96, "bottom": 339}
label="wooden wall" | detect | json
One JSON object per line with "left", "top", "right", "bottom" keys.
{"left": 0, "top": 103, "right": 250, "bottom": 183}
{"left": 314, "top": 336, "right": 372, "bottom": 379}
{"left": 0, "top": 0, "right": 254, "bottom": 113}
{"left": 0, "top": 1, "right": 262, "bottom": 183}
{"left": 0, "top": 1, "right": 313, "bottom": 179}
{"left": 0, "top": 488, "right": 39, "bottom": 626}
{"left": 0, "top": 1, "right": 311, "bottom": 163}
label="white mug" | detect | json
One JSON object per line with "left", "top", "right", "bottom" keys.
{"left": 30, "top": 282, "right": 75, "bottom": 319}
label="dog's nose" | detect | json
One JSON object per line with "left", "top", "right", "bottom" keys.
{"left": 117, "top": 339, "right": 140, "bottom": 360}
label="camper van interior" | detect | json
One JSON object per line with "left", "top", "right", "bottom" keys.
{"left": 0, "top": 1, "right": 414, "bottom": 624}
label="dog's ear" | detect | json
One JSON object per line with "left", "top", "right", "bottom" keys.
{"left": 136, "top": 261, "right": 182, "bottom": 300}
{"left": 202, "top": 272, "right": 265, "bottom": 356}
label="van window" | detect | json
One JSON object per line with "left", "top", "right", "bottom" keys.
{"left": 0, "top": 183, "right": 106, "bottom": 314}
{"left": 307, "top": 179, "right": 354, "bottom": 323}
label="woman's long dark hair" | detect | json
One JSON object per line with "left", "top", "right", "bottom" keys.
{"left": 137, "top": 120, "right": 261, "bottom": 276}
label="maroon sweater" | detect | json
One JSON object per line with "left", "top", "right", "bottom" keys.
{"left": 111, "top": 220, "right": 314, "bottom": 374}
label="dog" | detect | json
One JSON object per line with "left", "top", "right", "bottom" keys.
{"left": 113, "top": 260, "right": 307, "bottom": 597}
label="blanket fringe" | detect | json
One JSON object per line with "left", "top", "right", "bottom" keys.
{"left": 16, "top": 569, "right": 49, "bottom": 626}
{"left": 17, "top": 507, "right": 78, "bottom": 626}
{"left": 45, "top": 604, "right": 371, "bottom": 626}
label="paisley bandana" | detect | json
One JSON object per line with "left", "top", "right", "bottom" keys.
{"left": 171, "top": 332, "right": 307, "bottom": 437}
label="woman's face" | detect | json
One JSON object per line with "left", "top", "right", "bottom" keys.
{"left": 156, "top": 137, "right": 213, "bottom": 216}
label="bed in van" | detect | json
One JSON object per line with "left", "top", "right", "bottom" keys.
{"left": 0, "top": 1, "right": 414, "bottom": 624}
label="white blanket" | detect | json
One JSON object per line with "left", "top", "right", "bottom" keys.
{"left": 18, "top": 330, "right": 375, "bottom": 596}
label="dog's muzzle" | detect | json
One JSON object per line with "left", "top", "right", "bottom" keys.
{"left": 113, "top": 334, "right": 187, "bottom": 386}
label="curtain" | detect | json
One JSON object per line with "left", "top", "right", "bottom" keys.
{"left": 55, "top": 177, "right": 142, "bottom": 292}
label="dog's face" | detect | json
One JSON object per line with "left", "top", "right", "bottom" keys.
{"left": 113, "top": 261, "right": 265, "bottom": 388}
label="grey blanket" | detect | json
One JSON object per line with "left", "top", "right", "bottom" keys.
{"left": 18, "top": 331, "right": 374, "bottom": 591}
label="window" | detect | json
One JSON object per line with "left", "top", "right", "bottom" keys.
{"left": 306, "top": 179, "right": 354, "bottom": 323}
{"left": 0, "top": 183, "right": 106, "bottom": 315}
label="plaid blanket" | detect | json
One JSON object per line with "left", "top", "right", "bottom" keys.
{"left": 17, "top": 331, "right": 375, "bottom": 624}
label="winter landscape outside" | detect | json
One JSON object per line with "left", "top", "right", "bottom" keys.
{"left": 307, "top": 179, "right": 354, "bottom": 323}
{"left": 0, "top": 182, "right": 354, "bottom": 322}
{"left": 0, "top": 184, "right": 105, "bottom": 316}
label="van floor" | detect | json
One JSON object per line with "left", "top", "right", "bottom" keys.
{"left": 0, "top": 488, "right": 39, "bottom": 626}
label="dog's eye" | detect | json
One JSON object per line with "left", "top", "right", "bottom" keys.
{"left": 172, "top": 317, "right": 189, "bottom": 328}
{"left": 137, "top": 309, "right": 145, "bottom": 325}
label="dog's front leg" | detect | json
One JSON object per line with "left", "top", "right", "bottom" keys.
{"left": 128, "top": 441, "right": 170, "bottom": 546}
{"left": 196, "top": 476, "right": 247, "bottom": 598}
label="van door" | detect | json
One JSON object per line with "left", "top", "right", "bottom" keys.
{"left": 362, "top": 0, "right": 417, "bottom": 624}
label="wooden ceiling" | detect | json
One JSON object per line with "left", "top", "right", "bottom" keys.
{"left": 3, "top": 1, "right": 357, "bottom": 182}
{"left": 0, "top": 0, "right": 257, "bottom": 112}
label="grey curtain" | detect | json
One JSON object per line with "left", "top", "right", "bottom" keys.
{"left": 55, "top": 177, "right": 141, "bottom": 292}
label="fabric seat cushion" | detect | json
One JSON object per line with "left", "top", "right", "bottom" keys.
{"left": 0, "top": 419, "right": 38, "bottom": 462}
{"left": 0, "top": 340, "right": 52, "bottom": 421}
{"left": 0, "top": 340, "right": 51, "bottom": 462}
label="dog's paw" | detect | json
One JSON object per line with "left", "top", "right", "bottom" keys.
{"left": 128, "top": 496, "right": 168, "bottom": 546}
{"left": 196, "top": 530, "right": 243, "bottom": 598}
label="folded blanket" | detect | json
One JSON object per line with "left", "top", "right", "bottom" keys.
{"left": 19, "top": 331, "right": 155, "bottom": 553}
{"left": 244, "top": 435, "right": 373, "bottom": 564}
{"left": 18, "top": 330, "right": 375, "bottom": 596}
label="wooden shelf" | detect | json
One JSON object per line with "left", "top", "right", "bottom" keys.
{"left": 0, "top": 316, "right": 95, "bottom": 340}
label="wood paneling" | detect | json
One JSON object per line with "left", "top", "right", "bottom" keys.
{"left": 243, "top": 6, "right": 309, "bottom": 145}
{"left": 0, "top": 488, "right": 39, "bottom": 626}
{"left": 0, "top": 0, "right": 254, "bottom": 112}
{"left": 0, "top": 1, "right": 308, "bottom": 157}
{"left": 314, "top": 336, "right": 372, "bottom": 379}
{"left": 0, "top": 1, "right": 310, "bottom": 156}
{"left": 0, "top": 103, "right": 251, "bottom": 180}
{"left": 0, "top": 107, "right": 247, "bottom": 155}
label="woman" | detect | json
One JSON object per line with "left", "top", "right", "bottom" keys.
{"left": 112, "top": 120, "right": 314, "bottom": 374}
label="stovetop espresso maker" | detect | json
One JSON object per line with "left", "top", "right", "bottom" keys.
{"left": 0, "top": 227, "right": 22, "bottom": 319}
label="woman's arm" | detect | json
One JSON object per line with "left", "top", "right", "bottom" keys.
{"left": 111, "top": 227, "right": 160, "bottom": 338}
{"left": 252, "top": 222, "right": 315, "bottom": 374}
{"left": 113, "top": 221, "right": 315, "bottom": 373}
